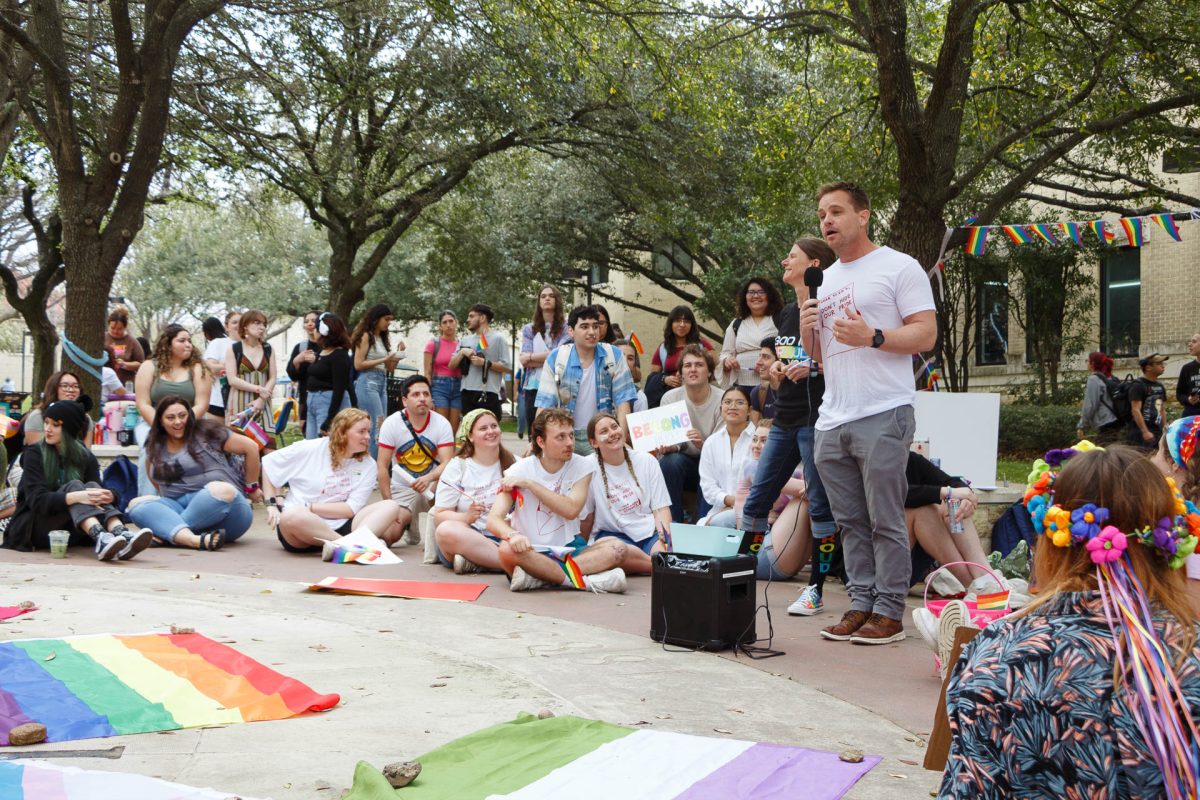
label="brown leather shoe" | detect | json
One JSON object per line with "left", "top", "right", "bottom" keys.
{"left": 849, "top": 613, "right": 906, "bottom": 645}
{"left": 819, "top": 610, "right": 870, "bottom": 641}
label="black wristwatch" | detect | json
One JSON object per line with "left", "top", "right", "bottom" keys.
{"left": 871, "top": 329, "right": 885, "bottom": 349}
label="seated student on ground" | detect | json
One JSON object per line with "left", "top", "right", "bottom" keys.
{"left": 581, "top": 412, "right": 672, "bottom": 575}
{"left": 942, "top": 445, "right": 1200, "bottom": 798}
{"left": 1, "top": 400, "right": 152, "bottom": 560}
{"left": 904, "top": 451, "right": 991, "bottom": 589}
{"left": 433, "top": 408, "right": 516, "bottom": 574}
{"left": 262, "top": 407, "right": 403, "bottom": 554}
{"left": 126, "top": 395, "right": 262, "bottom": 551}
{"left": 22, "top": 371, "right": 87, "bottom": 446}
{"left": 488, "top": 408, "right": 627, "bottom": 593}
{"left": 698, "top": 386, "right": 755, "bottom": 524}
{"left": 656, "top": 344, "right": 724, "bottom": 522}
{"left": 377, "top": 375, "right": 456, "bottom": 544}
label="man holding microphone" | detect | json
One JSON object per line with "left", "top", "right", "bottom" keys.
{"left": 800, "top": 182, "right": 937, "bottom": 645}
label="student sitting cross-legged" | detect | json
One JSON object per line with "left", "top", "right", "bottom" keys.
{"left": 488, "top": 408, "right": 628, "bottom": 593}
{"left": 581, "top": 412, "right": 672, "bottom": 575}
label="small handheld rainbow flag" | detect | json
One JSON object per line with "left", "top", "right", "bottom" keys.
{"left": 555, "top": 552, "right": 586, "bottom": 589}
{"left": 1001, "top": 225, "right": 1033, "bottom": 245}
{"left": 323, "top": 544, "right": 382, "bottom": 564}
{"left": 1149, "top": 213, "right": 1182, "bottom": 242}
{"left": 964, "top": 227, "right": 988, "bottom": 256}
{"left": 628, "top": 332, "right": 645, "bottom": 355}
{"left": 478, "top": 333, "right": 489, "bottom": 350}
{"left": 1119, "top": 217, "right": 1144, "bottom": 247}
{"left": 509, "top": 486, "right": 525, "bottom": 508}
{"left": 974, "top": 590, "right": 1010, "bottom": 611}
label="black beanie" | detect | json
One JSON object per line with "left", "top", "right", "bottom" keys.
{"left": 44, "top": 400, "right": 90, "bottom": 441}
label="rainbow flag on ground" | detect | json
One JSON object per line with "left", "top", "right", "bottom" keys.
{"left": 345, "top": 714, "right": 880, "bottom": 800}
{"left": 0, "top": 760, "right": 265, "bottom": 799}
{"left": 0, "top": 633, "right": 340, "bottom": 745}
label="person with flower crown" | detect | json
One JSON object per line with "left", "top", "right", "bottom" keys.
{"left": 1151, "top": 415, "right": 1200, "bottom": 614}
{"left": 941, "top": 443, "right": 1200, "bottom": 799}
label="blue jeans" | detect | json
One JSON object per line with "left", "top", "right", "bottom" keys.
{"left": 305, "top": 389, "right": 350, "bottom": 439}
{"left": 355, "top": 371, "right": 387, "bottom": 458}
{"left": 134, "top": 421, "right": 154, "bottom": 497}
{"left": 658, "top": 451, "right": 710, "bottom": 523}
{"left": 739, "top": 423, "right": 835, "bottom": 538}
{"left": 128, "top": 486, "right": 253, "bottom": 544}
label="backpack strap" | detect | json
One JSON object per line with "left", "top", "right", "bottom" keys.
{"left": 732, "top": 318, "right": 742, "bottom": 335}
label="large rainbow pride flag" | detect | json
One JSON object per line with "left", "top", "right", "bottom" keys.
{"left": 0, "top": 633, "right": 340, "bottom": 746}
{"left": 0, "top": 760, "right": 265, "bottom": 799}
{"left": 345, "top": 714, "right": 880, "bottom": 800}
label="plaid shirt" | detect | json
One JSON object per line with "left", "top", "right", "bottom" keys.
{"left": 534, "top": 343, "right": 637, "bottom": 421}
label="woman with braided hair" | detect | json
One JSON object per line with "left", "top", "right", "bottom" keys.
{"left": 582, "top": 412, "right": 672, "bottom": 575}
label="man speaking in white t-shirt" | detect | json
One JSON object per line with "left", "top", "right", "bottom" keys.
{"left": 799, "top": 181, "right": 937, "bottom": 646}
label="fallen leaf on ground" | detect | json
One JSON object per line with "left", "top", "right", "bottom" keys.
{"left": 309, "top": 644, "right": 329, "bottom": 652}
{"left": 43, "top": 652, "right": 56, "bottom": 661}
{"left": 713, "top": 728, "right": 733, "bottom": 735}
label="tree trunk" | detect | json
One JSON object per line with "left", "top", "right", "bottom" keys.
{"left": 887, "top": 203, "right": 947, "bottom": 381}
{"left": 60, "top": 233, "right": 119, "bottom": 406}
{"left": 325, "top": 227, "right": 367, "bottom": 319}
{"left": 29, "top": 320, "right": 59, "bottom": 397}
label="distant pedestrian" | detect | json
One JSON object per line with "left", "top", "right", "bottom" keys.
{"left": 1129, "top": 353, "right": 1167, "bottom": 450}
{"left": 1077, "top": 351, "right": 1122, "bottom": 444}
{"left": 449, "top": 304, "right": 511, "bottom": 419}
{"left": 1177, "top": 332, "right": 1200, "bottom": 418}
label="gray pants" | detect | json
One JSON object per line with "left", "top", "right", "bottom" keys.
{"left": 814, "top": 406, "right": 915, "bottom": 620}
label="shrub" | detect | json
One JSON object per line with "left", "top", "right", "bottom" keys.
{"left": 999, "top": 404, "right": 1080, "bottom": 458}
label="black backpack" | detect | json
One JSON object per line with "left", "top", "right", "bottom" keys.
{"left": 1102, "top": 373, "right": 1135, "bottom": 425}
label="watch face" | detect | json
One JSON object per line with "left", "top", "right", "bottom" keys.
{"left": 872, "top": 330, "right": 884, "bottom": 348}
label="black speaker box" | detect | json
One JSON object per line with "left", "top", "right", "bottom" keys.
{"left": 649, "top": 552, "right": 756, "bottom": 651}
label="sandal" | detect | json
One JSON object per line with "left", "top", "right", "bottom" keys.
{"left": 196, "top": 531, "right": 224, "bottom": 551}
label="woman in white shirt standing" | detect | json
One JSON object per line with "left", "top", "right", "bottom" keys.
{"left": 716, "top": 277, "right": 783, "bottom": 389}
{"left": 433, "top": 408, "right": 517, "bottom": 574}
{"left": 583, "top": 412, "right": 672, "bottom": 574}
{"left": 262, "top": 408, "right": 403, "bottom": 553}
{"left": 700, "top": 386, "right": 756, "bottom": 525}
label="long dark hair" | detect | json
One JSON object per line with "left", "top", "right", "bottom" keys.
{"left": 145, "top": 395, "right": 229, "bottom": 482}
{"left": 151, "top": 324, "right": 211, "bottom": 378}
{"left": 350, "top": 303, "right": 394, "bottom": 353}
{"left": 531, "top": 286, "right": 565, "bottom": 340}
{"left": 735, "top": 277, "right": 784, "bottom": 320}
{"left": 662, "top": 305, "right": 702, "bottom": 351}
{"left": 201, "top": 317, "right": 226, "bottom": 342}
{"left": 316, "top": 312, "right": 352, "bottom": 350}
{"left": 38, "top": 370, "right": 82, "bottom": 411}
{"left": 594, "top": 303, "right": 617, "bottom": 344}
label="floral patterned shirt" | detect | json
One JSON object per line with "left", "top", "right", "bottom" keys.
{"left": 940, "top": 591, "right": 1200, "bottom": 799}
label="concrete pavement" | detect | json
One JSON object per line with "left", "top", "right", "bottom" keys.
{"left": 0, "top": 560, "right": 941, "bottom": 799}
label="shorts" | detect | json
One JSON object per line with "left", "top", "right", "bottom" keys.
{"left": 754, "top": 534, "right": 798, "bottom": 581}
{"left": 594, "top": 529, "right": 659, "bottom": 555}
{"left": 391, "top": 481, "right": 433, "bottom": 513}
{"left": 435, "top": 527, "right": 501, "bottom": 568}
{"left": 431, "top": 376, "right": 463, "bottom": 410}
{"left": 277, "top": 519, "right": 352, "bottom": 553}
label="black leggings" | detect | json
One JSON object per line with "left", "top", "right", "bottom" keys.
{"left": 29, "top": 480, "right": 124, "bottom": 549}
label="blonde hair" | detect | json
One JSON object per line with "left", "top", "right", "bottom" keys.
{"left": 327, "top": 407, "right": 370, "bottom": 471}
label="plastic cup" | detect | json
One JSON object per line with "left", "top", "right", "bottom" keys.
{"left": 49, "top": 530, "right": 71, "bottom": 558}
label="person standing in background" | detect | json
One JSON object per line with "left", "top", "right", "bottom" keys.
{"left": 519, "top": 287, "right": 570, "bottom": 441}
{"left": 104, "top": 306, "right": 144, "bottom": 387}
{"left": 1177, "top": 332, "right": 1200, "bottom": 418}
{"left": 450, "top": 304, "right": 511, "bottom": 419}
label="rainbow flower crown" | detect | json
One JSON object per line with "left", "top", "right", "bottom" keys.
{"left": 1023, "top": 441, "right": 1200, "bottom": 568}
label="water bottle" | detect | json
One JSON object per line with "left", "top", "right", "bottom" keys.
{"left": 946, "top": 489, "right": 964, "bottom": 534}
{"left": 124, "top": 405, "right": 139, "bottom": 431}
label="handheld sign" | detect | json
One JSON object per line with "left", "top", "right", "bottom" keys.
{"left": 627, "top": 401, "right": 692, "bottom": 453}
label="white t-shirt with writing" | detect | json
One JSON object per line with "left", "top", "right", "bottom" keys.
{"left": 434, "top": 456, "right": 503, "bottom": 533}
{"left": 506, "top": 453, "right": 594, "bottom": 548}
{"left": 815, "top": 246, "right": 935, "bottom": 430}
{"left": 262, "top": 437, "right": 376, "bottom": 530}
{"left": 585, "top": 450, "right": 671, "bottom": 542}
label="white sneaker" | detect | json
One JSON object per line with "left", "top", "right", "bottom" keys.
{"left": 911, "top": 607, "right": 939, "bottom": 652}
{"left": 582, "top": 567, "right": 627, "bottom": 594}
{"left": 453, "top": 554, "right": 482, "bottom": 575}
{"left": 787, "top": 584, "right": 824, "bottom": 616}
{"left": 936, "top": 599, "right": 974, "bottom": 678}
{"left": 509, "top": 566, "right": 550, "bottom": 592}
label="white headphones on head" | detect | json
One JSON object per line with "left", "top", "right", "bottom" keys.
{"left": 318, "top": 312, "right": 331, "bottom": 338}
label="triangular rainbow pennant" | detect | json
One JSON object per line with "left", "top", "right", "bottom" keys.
{"left": 478, "top": 332, "right": 489, "bottom": 350}
{"left": 628, "top": 332, "right": 645, "bottom": 355}
{"left": 1060, "top": 222, "right": 1084, "bottom": 246}
{"left": 1090, "top": 219, "right": 1115, "bottom": 243}
{"left": 964, "top": 226, "right": 988, "bottom": 256}
{"left": 1030, "top": 224, "right": 1058, "bottom": 245}
{"left": 1149, "top": 213, "right": 1182, "bottom": 242}
{"left": 1119, "top": 217, "right": 1144, "bottom": 247}
{"left": 1001, "top": 225, "right": 1033, "bottom": 244}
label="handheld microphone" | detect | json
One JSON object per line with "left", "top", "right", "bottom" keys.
{"left": 803, "top": 266, "right": 823, "bottom": 300}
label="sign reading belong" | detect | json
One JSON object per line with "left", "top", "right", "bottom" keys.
{"left": 627, "top": 401, "right": 692, "bottom": 453}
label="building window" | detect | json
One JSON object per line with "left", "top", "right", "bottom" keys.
{"left": 1100, "top": 248, "right": 1140, "bottom": 357}
{"left": 653, "top": 242, "right": 692, "bottom": 279}
{"left": 590, "top": 263, "right": 609, "bottom": 286}
{"left": 1163, "top": 147, "right": 1200, "bottom": 174}
{"left": 976, "top": 280, "right": 1008, "bottom": 366}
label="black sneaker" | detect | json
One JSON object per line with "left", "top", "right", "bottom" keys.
{"left": 113, "top": 525, "right": 153, "bottom": 561}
